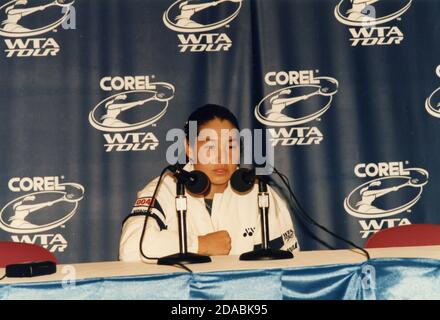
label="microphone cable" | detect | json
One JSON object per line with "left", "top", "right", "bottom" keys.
{"left": 138, "top": 165, "right": 193, "bottom": 273}
{"left": 271, "top": 165, "right": 370, "bottom": 260}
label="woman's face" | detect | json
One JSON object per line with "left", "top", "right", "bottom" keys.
{"left": 186, "top": 118, "right": 240, "bottom": 187}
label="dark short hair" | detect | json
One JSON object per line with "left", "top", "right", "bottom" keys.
{"left": 184, "top": 104, "right": 240, "bottom": 140}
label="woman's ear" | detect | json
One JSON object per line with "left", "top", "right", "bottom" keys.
{"left": 185, "top": 139, "right": 193, "bottom": 163}
{"left": 185, "top": 139, "right": 189, "bottom": 156}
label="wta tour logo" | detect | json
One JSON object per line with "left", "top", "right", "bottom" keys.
{"left": 88, "top": 75, "right": 175, "bottom": 153}
{"left": 425, "top": 65, "right": 440, "bottom": 118}
{"left": 344, "top": 161, "right": 428, "bottom": 239}
{"left": 0, "top": 176, "right": 84, "bottom": 252}
{"left": 163, "top": 0, "right": 242, "bottom": 52}
{"left": 0, "top": 0, "right": 75, "bottom": 57}
{"left": 255, "top": 70, "right": 338, "bottom": 147}
{"left": 334, "top": 0, "right": 412, "bottom": 47}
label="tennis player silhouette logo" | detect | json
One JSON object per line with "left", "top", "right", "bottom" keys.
{"left": 10, "top": 195, "right": 55, "bottom": 228}
{"left": 345, "top": 0, "right": 377, "bottom": 23}
{"left": 89, "top": 82, "right": 175, "bottom": 133}
{"left": 334, "top": 0, "right": 412, "bottom": 27}
{"left": 255, "top": 77, "right": 339, "bottom": 127}
{"left": 0, "top": 0, "right": 74, "bottom": 38}
{"left": 0, "top": 183, "right": 84, "bottom": 234}
{"left": 425, "top": 66, "right": 440, "bottom": 118}
{"left": 344, "top": 168, "right": 429, "bottom": 219}
{"left": 163, "top": 0, "right": 243, "bottom": 33}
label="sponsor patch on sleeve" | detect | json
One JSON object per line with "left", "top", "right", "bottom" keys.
{"left": 124, "top": 196, "right": 166, "bottom": 230}
{"left": 131, "top": 197, "right": 155, "bottom": 214}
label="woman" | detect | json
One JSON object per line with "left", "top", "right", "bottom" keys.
{"left": 119, "top": 104, "right": 299, "bottom": 261}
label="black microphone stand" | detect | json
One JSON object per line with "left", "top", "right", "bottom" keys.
{"left": 157, "top": 175, "right": 211, "bottom": 265}
{"left": 239, "top": 178, "right": 294, "bottom": 261}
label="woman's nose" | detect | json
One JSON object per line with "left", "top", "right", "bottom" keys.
{"left": 218, "top": 145, "right": 232, "bottom": 164}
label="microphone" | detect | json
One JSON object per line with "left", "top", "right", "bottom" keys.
{"left": 230, "top": 167, "right": 294, "bottom": 261}
{"left": 156, "top": 164, "right": 212, "bottom": 266}
{"left": 230, "top": 168, "right": 256, "bottom": 193}
{"left": 168, "top": 164, "right": 210, "bottom": 195}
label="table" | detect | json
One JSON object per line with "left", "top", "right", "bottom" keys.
{"left": 1, "top": 246, "right": 440, "bottom": 299}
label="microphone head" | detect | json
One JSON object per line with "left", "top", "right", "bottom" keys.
{"left": 230, "top": 168, "right": 255, "bottom": 193}
{"left": 186, "top": 170, "right": 210, "bottom": 195}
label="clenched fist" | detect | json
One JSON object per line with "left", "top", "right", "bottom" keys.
{"left": 198, "top": 230, "right": 231, "bottom": 256}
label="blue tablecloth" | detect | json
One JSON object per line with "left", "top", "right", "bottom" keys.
{"left": 2, "top": 258, "right": 440, "bottom": 300}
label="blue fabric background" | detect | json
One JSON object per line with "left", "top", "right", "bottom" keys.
{"left": 2, "top": 258, "right": 440, "bottom": 300}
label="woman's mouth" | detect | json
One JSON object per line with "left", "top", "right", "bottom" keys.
{"left": 212, "top": 168, "right": 228, "bottom": 175}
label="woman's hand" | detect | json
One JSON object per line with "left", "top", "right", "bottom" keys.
{"left": 198, "top": 230, "right": 231, "bottom": 256}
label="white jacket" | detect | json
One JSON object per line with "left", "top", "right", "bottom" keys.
{"left": 119, "top": 164, "right": 299, "bottom": 262}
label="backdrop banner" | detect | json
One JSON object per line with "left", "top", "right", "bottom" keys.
{"left": 0, "top": 0, "right": 438, "bottom": 263}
